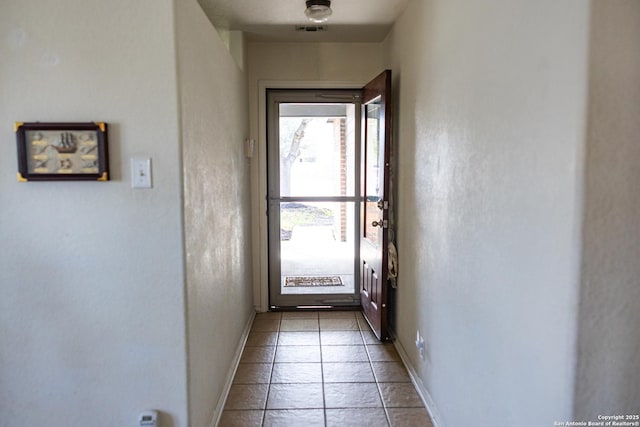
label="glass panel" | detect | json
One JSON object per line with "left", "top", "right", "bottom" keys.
{"left": 279, "top": 103, "right": 356, "bottom": 197}
{"left": 364, "top": 98, "right": 382, "bottom": 244}
{"left": 279, "top": 201, "right": 356, "bottom": 295}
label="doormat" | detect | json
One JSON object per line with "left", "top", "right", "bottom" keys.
{"left": 284, "top": 275, "right": 344, "bottom": 287}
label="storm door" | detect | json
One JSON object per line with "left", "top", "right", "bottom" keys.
{"left": 267, "top": 89, "right": 362, "bottom": 308}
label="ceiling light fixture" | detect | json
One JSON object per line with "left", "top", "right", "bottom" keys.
{"left": 305, "top": 0, "right": 332, "bottom": 23}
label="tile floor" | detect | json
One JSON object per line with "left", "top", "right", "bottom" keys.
{"left": 219, "top": 311, "right": 434, "bottom": 427}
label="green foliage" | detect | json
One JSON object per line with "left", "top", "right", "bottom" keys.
{"left": 280, "top": 203, "right": 334, "bottom": 240}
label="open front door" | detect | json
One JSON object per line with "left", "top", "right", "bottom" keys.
{"left": 360, "top": 70, "right": 392, "bottom": 341}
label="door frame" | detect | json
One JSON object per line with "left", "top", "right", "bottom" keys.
{"left": 253, "top": 80, "right": 370, "bottom": 312}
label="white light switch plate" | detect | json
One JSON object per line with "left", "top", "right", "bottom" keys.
{"left": 131, "top": 157, "right": 152, "bottom": 189}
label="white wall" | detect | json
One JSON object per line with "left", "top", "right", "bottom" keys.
{"left": 175, "top": 1, "right": 254, "bottom": 426}
{"left": 0, "top": 1, "right": 188, "bottom": 426}
{"left": 575, "top": 0, "right": 640, "bottom": 417}
{"left": 246, "top": 42, "right": 385, "bottom": 309}
{"left": 384, "top": 1, "right": 589, "bottom": 425}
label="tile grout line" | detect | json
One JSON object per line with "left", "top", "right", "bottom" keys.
{"left": 260, "top": 313, "right": 280, "bottom": 426}
{"left": 318, "top": 315, "right": 328, "bottom": 427}
{"left": 360, "top": 314, "right": 393, "bottom": 427}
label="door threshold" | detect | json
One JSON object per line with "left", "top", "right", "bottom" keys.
{"left": 270, "top": 305, "right": 361, "bottom": 312}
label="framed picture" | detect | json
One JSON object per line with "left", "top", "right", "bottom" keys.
{"left": 15, "top": 122, "right": 109, "bottom": 181}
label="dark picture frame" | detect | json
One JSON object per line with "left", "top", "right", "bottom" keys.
{"left": 15, "top": 122, "right": 109, "bottom": 182}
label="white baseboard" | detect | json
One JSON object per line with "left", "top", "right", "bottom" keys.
{"left": 392, "top": 333, "right": 445, "bottom": 427}
{"left": 210, "top": 311, "right": 256, "bottom": 427}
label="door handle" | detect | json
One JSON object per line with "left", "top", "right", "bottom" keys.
{"left": 371, "top": 219, "right": 384, "bottom": 228}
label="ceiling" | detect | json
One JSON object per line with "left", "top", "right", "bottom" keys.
{"left": 197, "top": 0, "right": 410, "bottom": 42}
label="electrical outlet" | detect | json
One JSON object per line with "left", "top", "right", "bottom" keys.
{"left": 245, "top": 138, "right": 255, "bottom": 158}
{"left": 415, "top": 330, "right": 425, "bottom": 360}
{"left": 138, "top": 410, "right": 157, "bottom": 427}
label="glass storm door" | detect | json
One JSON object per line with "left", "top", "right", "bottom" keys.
{"left": 267, "top": 90, "right": 362, "bottom": 308}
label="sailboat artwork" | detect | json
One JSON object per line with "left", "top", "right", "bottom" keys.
{"left": 52, "top": 132, "right": 78, "bottom": 154}
{"left": 15, "top": 122, "right": 109, "bottom": 181}
{"left": 25, "top": 131, "right": 99, "bottom": 174}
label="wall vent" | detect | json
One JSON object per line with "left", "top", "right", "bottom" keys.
{"left": 295, "top": 25, "right": 328, "bottom": 32}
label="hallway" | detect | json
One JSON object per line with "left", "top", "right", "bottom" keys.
{"left": 220, "top": 311, "right": 434, "bottom": 426}
{"left": 3, "top": 1, "right": 639, "bottom": 426}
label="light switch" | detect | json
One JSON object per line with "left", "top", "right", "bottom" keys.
{"left": 131, "top": 157, "right": 152, "bottom": 189}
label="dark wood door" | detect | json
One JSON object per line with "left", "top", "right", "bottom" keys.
{"left": 360, "top": 70, "right": 392, "bottom": 340}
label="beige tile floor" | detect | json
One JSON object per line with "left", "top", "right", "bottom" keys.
{"left": 219, "top": 311, "right": 434, "bottom": 427}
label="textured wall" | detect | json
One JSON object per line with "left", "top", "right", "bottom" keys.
{"left": 0, "top": 1, "right": 188, "bottom": 426}
{"left": 175, "top": 1, "right": 254, "bottom": 426}
{"left": 384, "top": 1, "right": 589, "bottom": 425}
{"left": 575, "top": 0, "right": 640, "bottom": 417}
